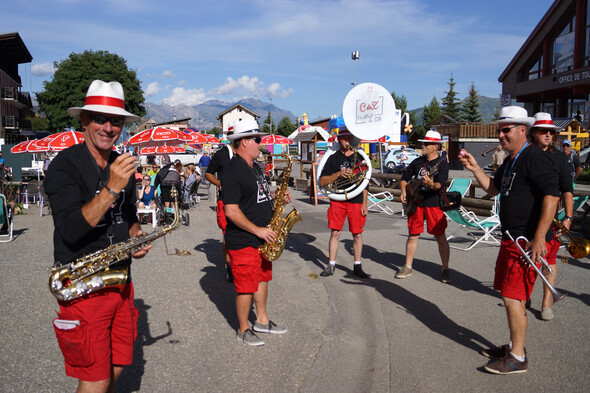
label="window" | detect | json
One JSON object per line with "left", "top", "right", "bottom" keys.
{"left": 527, "top": 58, "right": 542, "bottom": 80}
{"left": 553, "top": 15, "right": 576, "bottom": 74}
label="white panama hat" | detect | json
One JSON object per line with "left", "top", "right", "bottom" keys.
{"left": 531, "top": 112, "right": 560, "bottom": 130}
{"left": 493, "top": 106, "right": 535, "bottom": 128}
{"left": 227, "top": 118, "right": 268, "bottom": 141}
{"left": 67, "top": 80, "right": 140, "bottom": 124}
{"left": 418, "top": 130, "right": 444, "bottom": 143}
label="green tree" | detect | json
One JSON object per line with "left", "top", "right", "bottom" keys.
{"left": 26, "top": 115, "right": 49, "bottom": 131}
{"left": 441, "top": 73, "right": 461, "bottom": 121}
{"left": 37, "top": 50, "right": 146, "bottom": 132}
{"left": 276, "top": 116, "right": 296, "bottom": 137}
{"left": 391, "top": 91, "right": 408, "bottom": 114}
{"left": 422, "top": 96, "right": 442, "bottom": 127}
{"left": 492, "top": 105, "right": 500, "bottom": 121}
{"left": 208, "top": 126, "right": 221, "bottom": 135}
{"left": 261, "top": 111, "right": 273, "bottom": 133}
{"left": 461, "top": 82, "right": 482, "bottom": 123}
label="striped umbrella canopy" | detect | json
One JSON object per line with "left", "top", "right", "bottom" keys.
{"left": 139, "top": 145, "right": 186, "bottom": 155}
{"left": 126, "top": 127, "right": 192, "bottom": 146}
{"left": 10, "top": 139, "right": 38, "bottom": 154}
{"left": 47, "top": 131, "right": 84, "bottom": 151}
{"left": 260, "top": 135, "right": 293, "bottom": 144}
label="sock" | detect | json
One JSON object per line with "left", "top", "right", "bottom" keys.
{"left": 405, "top": 265, "right": 412, "bottom": 269}
{"left": 508, "top": 341, "right": 513, "bottom": 349}
{"left": 329, "top": 261, "right": 336, "bottom": 266}
{"left": 354, "top": 261, "right": 361, "bottom": 265}
{"left": 510, "top": 352, "right": 526, "bottom": 362}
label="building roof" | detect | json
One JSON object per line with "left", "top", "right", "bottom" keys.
{"left": 553, "top": 117, "right": 583, "bottom": 130}
{"left": 216, "top": 104, "right": 260, "bottom": 120}
{"left": 0, "top": 32, "right": 33, "bottom": 64}
{"left": 154, "top": 117, "right": 191, "bottom": 126}
{"left": 292, "top": 129, "right": 329, "bottom": 142}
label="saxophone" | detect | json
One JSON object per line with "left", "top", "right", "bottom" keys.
{"left": 259, "top": 155, "right": 302, "bottom": 262}
{"left": 48, "top": 189, "right": 184, "bottom": 302}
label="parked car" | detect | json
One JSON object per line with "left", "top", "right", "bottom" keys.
{"left": 383, "top": 148, "right": 420, "bottom": 173}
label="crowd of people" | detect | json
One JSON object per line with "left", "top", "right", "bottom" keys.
{"left": 38, "top": 79, "right": 586, "bottom": 392}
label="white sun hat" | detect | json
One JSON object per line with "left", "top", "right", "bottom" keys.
{"left": 227, "top": 118, "right": 268, "bottom": 141}
{"left": 494, "top": 106, "right": 535, "bottom": 128}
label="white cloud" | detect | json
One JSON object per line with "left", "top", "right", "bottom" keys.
{"left": 210, "top": 75, "right": 292, "bottom": 98}
{"left": 162, "top": 70, "right": 177, "bottom": 77}
{"left": 144, "top": 82, "right": 161, "bottom": 97}
{"left": 31, "top": 62, "right": 55, "bottom": 77}
{"left": 177, "top": 80, "right": 187, "bottom": 86}
{"left": 162, "top": 87, "right": 207, "bottom": 106}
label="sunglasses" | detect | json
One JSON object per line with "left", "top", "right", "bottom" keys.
{"left": 87, "top": 113, "right": 125, "bottom": 127}
{"left": 143, "top": 177, "right": 150, "bottom": 181}
{"left": 535, "top": 129, "right": 557, "bottom": 135}
{"left": 563, "top": 144, "right": 571, "bottom": 147}
{"left": 248, "top": 136, "right": 262, "bottom": 144}
{"left": 496, "top": 125, "right": 521, "bottom": 134}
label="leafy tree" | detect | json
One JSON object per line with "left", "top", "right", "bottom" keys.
{"left": 492, "top": 105, "right": 500, "bottom": 121}
{"left": 391, "top": 91, "right": 408, "bottom": 114}
{"left": 26, "top": 115, "right": 49, "bottom": 131}
{"left": 37, "top": 50, "right": 146, "bottom": 132}
{"left": 441, "top": 73, "right": 461, "bottom": 121}
{"left": 422, "top": 96, "right": 442, "bottom": 127}
{"left": 276, "top": 116, "right": 296, "bottom": 137}
{"left": 208, "top": 126, "right": 221, "bottom": 135}
{"left": 261, "top": 111, "right": 273, "bottom": 133}
{"left": 461, "top": 82, "right": 482, "bottom": 123}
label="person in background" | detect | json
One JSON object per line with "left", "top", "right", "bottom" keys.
{"left": 441, "top": 144, "right": 449, "bottom": 163}
{"left": 43, "top": 154, "right": 52, "bottom": 175}
{"left": 183, "top": 164, "right": 200, "bottom": 200}
{"left": 199, "top": 151, "right": 211, "bottom": 173}
{"left": 137, "top": 175, "right": 157, "bottom": 210}
{"left": 561, "top": 140, "right": 581, "bottom": 183}
{"left": 491, "top": 145, "right": 506, "bottom": 172}
{"left": 0, "top": 151, "right": 4, "bottom": 165}
{"left": 134, "top": 166, "right": 144, "bottom": 184}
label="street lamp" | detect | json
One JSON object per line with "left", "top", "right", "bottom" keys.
{"left": 351, "top": 50, "right": 360, "bottom": 85}
{"left": 269, "top": 97, "right": 273, "bottom": 134}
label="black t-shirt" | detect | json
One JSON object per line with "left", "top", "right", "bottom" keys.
{"left": 493, "top": 144, "right": 559, "bottom": 241}
{"left": 402, "top": 155, "right": 449, "bottom": 207}
{"left": 206, "top": 146, "right": 232, "bottom": 200}
{"left": 222, "top": 154, "right": 273, "bottom": 250}
{"left": 320, "top": 150, "right": 368, "bottom": 204}
{"left": 548, "top": 150, "right": 574, "bottom": 195}
{"left": 44, "top": 143, "right": 138, "bottom": 267}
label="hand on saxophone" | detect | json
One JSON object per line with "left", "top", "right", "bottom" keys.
{"left": 130, "top": 225, "right": 152, "bottom": 259}
{"left": 256, "top": 227, "right": 277, "bottom": 243}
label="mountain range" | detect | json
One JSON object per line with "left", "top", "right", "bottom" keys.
{"left": 145, "top": 95, "right": 503, "bottom": 131}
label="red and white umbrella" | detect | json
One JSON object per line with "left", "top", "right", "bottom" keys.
{"left": 139, "top": 145, "right": 186, "bottom": 155}
{"left": 126, "top": 127, "right": 192, "bottom": 146}
{"left": 48, "top": 131, "right": 84, "bottom": 151}
{"left": 11, "top": 139, "right": 38, "bottom": 154}
{"left": 260, "top": 135, "right": 293, "bottom": 144}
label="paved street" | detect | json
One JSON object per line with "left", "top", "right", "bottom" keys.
{"left": 1, "top": 187, "right": 589, "bottom": 393}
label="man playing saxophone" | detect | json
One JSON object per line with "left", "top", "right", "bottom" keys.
{"left": 44, "top": 80, "right": 151, "bottom": 392}
{"left": 222, "top": 119, "right": 289, "bottom": 346}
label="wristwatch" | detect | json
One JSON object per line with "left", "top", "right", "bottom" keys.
{"left": 564, "top": 216, "right": 573, "bottom": 221}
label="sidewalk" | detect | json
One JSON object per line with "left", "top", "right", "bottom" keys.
{"left": 1, "top": 189, "right": 589, "bottom": 392}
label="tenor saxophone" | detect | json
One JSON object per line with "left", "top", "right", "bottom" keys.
{"left": 259, "top": 155, "right": 302, "bottom": 262}
{"left": 48, "top": 189, "right": 182, "bottom": 302}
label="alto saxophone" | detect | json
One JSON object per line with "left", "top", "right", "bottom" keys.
{"left": 259, "top": 155, "right": 302, "bottom": 262}
{"left": 48, "top": 189, "right": 184, "bottom": 302}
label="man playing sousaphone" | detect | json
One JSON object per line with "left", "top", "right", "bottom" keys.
{"left": 397, "top": 130, "right": 451, "bottom": 283}
{"left": 319, "top": 122, "right": 369, "bottom": 278}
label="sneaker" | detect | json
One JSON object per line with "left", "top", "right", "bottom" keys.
{"left": 236, "top": 329, "right": 265, "bottom": 346}
{"left": 441, "top": 269, "right": 451, "bottom": 283}
{"left": 541, "top": 307, "right": 554, "bottom": 321}
{"left": 252, "top": 320, "right": 287, "bottom": 335}
{"left": 320, "top": 264, "right": 335, "bottom": 277}
{"left": 484, "top": 352, "right": 528, "bottom": 374}
{"left": 482, "top": 344, "right": 509, "bottom": 359}
{"left": 395, "top": 266, "right": 413, "bottom": 279}
{"left": 353, "top": 264, "right": 369, "bottom": 278}
{"left": 225, "top": 264, "right": 234, "bottom": 283}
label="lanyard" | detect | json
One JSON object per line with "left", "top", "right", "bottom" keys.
{"left": 500, "top": 142, "right": 528, "bottom": 197}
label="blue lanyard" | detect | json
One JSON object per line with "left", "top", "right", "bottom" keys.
{"left": 500, "top": 142, "right": 528, "bottom": 196}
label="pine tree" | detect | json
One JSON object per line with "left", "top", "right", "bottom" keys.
{"left": 461, "top": 82, "right": 482, "bottom": 123}
{"left": 422, "top": 96, "right": 442, "bottom": 127}
{"left": 441, "top": 73, "right": 461, "bottom": 121}
{"left": 261, "top": 111, "right": 273, "bottom": 133}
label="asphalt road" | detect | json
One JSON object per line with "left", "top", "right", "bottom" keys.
{"left": 1, "top": 187, "right": 589, "bottom": 393}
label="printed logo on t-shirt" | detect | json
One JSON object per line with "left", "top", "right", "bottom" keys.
{"left": 340, "top": 161, "right": 352, "bottom": 171}
{"left": 502, "top": 173, "right": 516, "bottom": 196}
{"left": 257, "top": 177, "right": 271, "bottom": 204}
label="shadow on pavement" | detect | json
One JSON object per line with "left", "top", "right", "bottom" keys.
{"left": 286, "top": 232, "right": 325, "bottom": 271}
{"left": 342, "top": 278, "right": 496, "bottom": 354}
{"left": 117, "top": 298, "right": 173, "bottom": 392}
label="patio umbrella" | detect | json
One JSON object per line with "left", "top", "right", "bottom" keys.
{"left": 260, "top": 135, "right": 293, "bottom": 144}
{"left": 11, "top": 139, "right": 38, "bottom": 154}
{"left": 126, "top": 127, "right": 192, "bottom": 147}
{"left": 139, "top": 145, "right": 186, "bottom": 155}
{"left": 48, "top": 131, "right": 84, "bottom": 151}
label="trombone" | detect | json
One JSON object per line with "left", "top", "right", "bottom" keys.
{"left": 553, "top": 218, "right": 590, "bottom": 260}
{"left": 505, "top": 231, "right": 566, "bottom": 304}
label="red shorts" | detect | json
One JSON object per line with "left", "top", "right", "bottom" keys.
{"left": 494, "top": 239, "right": 542, "bottom": 300}
{"left": 407, "top": 206, "right": 447, "bottom": 236}
{"left": 327, "top": 201, "right": 366, "bottom": 234}
{"left": 545, "top": 237, "right": 560, "bottom": 266}
{"left": 53, "top": 283, "right": 139, "bottom": 381}
{"left": 217, "top": 200, "right": 227, "bottom": 234}
{"left": 228, "top": 247, "right": 272, "bottom": 293}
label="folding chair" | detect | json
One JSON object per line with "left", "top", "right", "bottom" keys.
{"left": 367, "top": 191, "right": 395, "bottom": 215}
{"left": 447, "top": 178, "right": 472, "bottom": 214}
{"left": 198, "top": 178, "right": 211, "bottom": 200}
{"left": 557, "top": 196, "right": 588, "bottom": 221}
{"left": 0, "top": 194, "right": 14, "bottom": 242}
{"left": 445, "top": 209, "right": 501, "bottom": 251}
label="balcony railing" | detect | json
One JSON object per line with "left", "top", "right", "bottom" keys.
{"left": 437, "top": 122, "right": 497, "bottom": 139}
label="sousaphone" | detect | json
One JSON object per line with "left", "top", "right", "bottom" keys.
{"left": 317, "top": 83, "right": 395, "bottom": 201}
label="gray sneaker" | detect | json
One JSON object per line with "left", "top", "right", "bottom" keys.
{"left": 395, "top": 265, "right": 413, "bottom": 279}
{"left": 320, "top": 264, "right": 335, "bottom": 276}
{"left": 236, "top": 329, "right": 265, "bottom": 346}
{"left": 541, "top": 307, "right": 554, "bottom": 321}
{"left": 252, "top": 320, "right": 287, "bottom": 334}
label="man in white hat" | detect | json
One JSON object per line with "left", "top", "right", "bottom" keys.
{"left": 319, "top": 123, "right": 370, "bottom": 279}
{"left": 44, "top": 80, "right": 150, "bottom": 391}
{"left": 221, "top": 118, "right": 288, "bottom": 346}
{"left": 459, "top": 106, "right": 559, "bottom": 374}
{"left": 396, "top": 130, "right": 451, "bottom": 282}
{"left": 528, "top": 112, "right": 573, "bottom": 321}
{"left": 206, "top": 126, "right": 237, "bottom": 282}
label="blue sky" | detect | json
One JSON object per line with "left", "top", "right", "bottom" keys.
{"left": 4, "top": 0, "right": 554, "bottom": 121}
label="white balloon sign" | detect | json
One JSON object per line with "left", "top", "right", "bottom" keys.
{"left": 342, "top": 83, "right": 396, "bottom": 141}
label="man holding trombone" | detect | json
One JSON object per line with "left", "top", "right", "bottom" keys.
{"left": 459, "top": 106, "right": 559, "bottom": 374}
